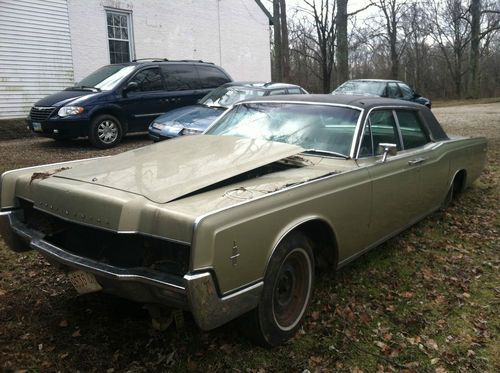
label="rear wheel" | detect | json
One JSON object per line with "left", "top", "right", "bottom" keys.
{"left": 89, "top": 114, "right": 123, "bottom": 148}
{"left": 241, "top": 231, "right": 314, "bottom": 346}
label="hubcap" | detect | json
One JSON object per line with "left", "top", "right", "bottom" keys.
{"left": 272, "top": 247, "right": 312, "bottom": 331}
{"left": 97, "top": 120, "right": 118, "bottom": 144}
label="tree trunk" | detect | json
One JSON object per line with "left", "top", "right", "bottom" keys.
{"left": 336, "top": 0, "right": 349, "bottom": 85}
{"left": 273, "top": 0, "right": 283, "bottom": 81}
{"left": 468, "top": 0, "right": 481, "bottom": 98}
{"left": 279, "top": 0, "right": 290, "bottom": 82}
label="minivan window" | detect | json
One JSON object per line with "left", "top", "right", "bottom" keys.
{"left": 129, "top": 68, "right": 164, "bottom": 91}
{"left": 196, "top": 65, "right": 230, "bottom": 88}
{"left": 162, "top": 64, "right": 200, "bottom": 90}
{"left": 77, "top": 65, "right": 135, "bottom": 91}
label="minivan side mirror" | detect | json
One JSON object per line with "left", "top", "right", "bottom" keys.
{"left": 123, "top": 81, "right": 139, "bottom": 96}
{"left": 378, "top": 143, "right": 398, "bottom": 162}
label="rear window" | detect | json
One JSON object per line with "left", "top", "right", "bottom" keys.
{"left": 196, "top": 65, "right": 231, "bottom": 89}
{"left": 161, "top": 64, "right": 200, "bottom": 90}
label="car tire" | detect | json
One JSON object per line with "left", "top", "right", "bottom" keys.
{"left": 240, "top": 231, "right": 315, "bottom": 347}
{"left": 89, "top": 114, "right": 123, "bottom": 149}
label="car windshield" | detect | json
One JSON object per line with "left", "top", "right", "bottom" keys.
{"left": 334, "top": 81, "right": 386, "bottom": 96}
{"left": 76, "top": 65, "right": 136, "bottom": 91}
{"left": 206, "top": 103, "right": 361, "bottom": 157}
{"left": 200, "top": 86, "right": 266, "bottom": 108}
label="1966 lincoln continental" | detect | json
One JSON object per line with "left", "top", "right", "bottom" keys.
{"left": 0, "top": 95, "right": 487, "bottom": 346}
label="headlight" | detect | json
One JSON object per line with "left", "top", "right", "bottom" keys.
{"left": 151, "top": 122, "right": 165, "bottom": 130}
{"left": 58, "top": 106, "right": 84, "bottom": 117}
{"left": 181, "top": 128, "right": 203, "bottom": 136}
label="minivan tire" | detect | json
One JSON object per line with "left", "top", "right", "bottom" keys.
{"left": 89, "top": 114, "right": 123, "bottom": 149}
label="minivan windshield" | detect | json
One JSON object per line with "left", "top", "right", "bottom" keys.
{"left": 200, "top": 86, "right": 266, "bottom": 108}
{"left": 75, "top": 65, "right": 136, "bottom": 91}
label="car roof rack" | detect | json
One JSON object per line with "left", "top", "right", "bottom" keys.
{"left": 132, "top": 58, "right": 169, "bottom": 62}
{"left": 131, "top": 58, "right": 214, "bottom": 65}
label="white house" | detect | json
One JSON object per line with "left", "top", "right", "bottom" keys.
{"left": 0, "top": 0, "right": 272, "bottom": 119}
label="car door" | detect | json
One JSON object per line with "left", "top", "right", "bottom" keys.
{"left": 120, "top": 66, "right": 169, "bottom": 131}
{"left": 357, "top": 109, "right": 420, "bottom": 244}
{"left": 395, "top": 109, "right": 449, "bottom": 214}
{"left": 161, "top": 64, "right": 205, "bottom": 110}
{"left": 386, "top": 82, "right": 403, "bottom": 99}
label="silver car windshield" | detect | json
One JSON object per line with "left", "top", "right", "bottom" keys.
{"left": 335, "top": 81, "right": 386, "bottom": 96}
{"left": 76, "top": 65, "right": 136, "bottom": 91}
{"left": 206, "top": 103, "right": 361, "bottom": 157}
{"left": 200, "top": 87, "right": 266, "bottom": 108}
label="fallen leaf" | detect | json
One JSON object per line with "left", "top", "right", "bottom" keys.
{"left": 311, "top": 311, "right": 320, "bottom": 320}
{"left": 59, "top": 319, "right": 68, "bottom": 328}
{"left": 71, "top": 330, "right": 81, "bottom": 338}
{"left": 426, "top": 339, "right": 439, "bottom": 351}
{"left": 402, "top": 291, "right": 414, "bottom": 299}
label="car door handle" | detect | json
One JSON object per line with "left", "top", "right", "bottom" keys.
{"left": 408, "top": 157, "right": 426, "bottom": 166}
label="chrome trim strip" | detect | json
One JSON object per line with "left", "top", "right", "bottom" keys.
{"left": 134, "top": 112, "right": 164, "bottom": 118}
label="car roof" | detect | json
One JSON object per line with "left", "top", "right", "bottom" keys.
{"left": 109, "top": 59, "right": 218, "bottom": 67}
{"left": 242, "top": 93, "right": 422, "bottom": 109}
{"left": 237, "top": 94, "right": 448, "bottom": 141}
{"left": 221, "top": 82, "right": 304, "bottom": 91}
{"left": 343, "top": 79, "right": 403, "bottom": 84}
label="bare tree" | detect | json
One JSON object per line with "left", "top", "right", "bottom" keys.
{"left": 298, "top": 0, "right": 336, "bottom": 93}
{"left": 370, "top": 0, "right": 409, "bottom": 79}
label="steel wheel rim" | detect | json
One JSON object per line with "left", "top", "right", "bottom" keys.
{"left": 272, "top": 247, "right": 312, "bottom": 331}
{"left": 97, "top": 120, "right": 118, "bottom": 144}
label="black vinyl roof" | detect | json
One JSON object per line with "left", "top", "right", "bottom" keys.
{"left": 240, "top": 94, "right": 449, "bottom": 141}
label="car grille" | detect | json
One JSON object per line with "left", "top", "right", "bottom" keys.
{"left": 18, "top": 199, "right": 191, "bottom": 277}
{"left": 30, "top": 106, "right": 56, "bottom": 122}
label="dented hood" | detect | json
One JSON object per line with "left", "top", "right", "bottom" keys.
{"left": 54, "top": 135, "right": 305, "bottom": 203}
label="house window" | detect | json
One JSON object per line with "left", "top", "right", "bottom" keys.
{"left": 106, "top": 10, "right": 133, "bottom": 64}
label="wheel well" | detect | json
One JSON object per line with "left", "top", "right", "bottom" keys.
{"left": 90, "top": 108, "right": 128, "bottom": 134}
{"left": 453, "top": 169, "right": 467, "bottom": 194}
{"left": 294, "top": 220, "right": 338, "bottom": 270}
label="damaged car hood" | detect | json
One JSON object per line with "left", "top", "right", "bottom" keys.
{"left": 54, "top": 135, "right": 306, "bottom": 204}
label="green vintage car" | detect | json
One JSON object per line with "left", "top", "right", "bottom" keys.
{"left": 0, "top": 95, "right": 487, "bottom": 346}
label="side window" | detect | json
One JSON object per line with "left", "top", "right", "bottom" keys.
{"left": 387, "top": 83, "right": 402, "bottom": 98}
{"left": 398, "top": 83, "right": 414, "bottom": 100}
{"left": 269, "top": 89, "right": 287, "bottom": 96}
{"left": 396, "top": 110, "right": 429, "bottom": 149}
{"left": 370, "top": 110, "right": 402, "bottom": 152}
{"left": 129, "top": 68, "right": 163, "bottom": 91}
{"left": 287, "top": 87, "right": 302, "bottom": 94}
{"left": 161, "top": 64, "right": 200, "bottom": 90}
{"left": 196, "top": 66, "right": 231, "bottom": 89}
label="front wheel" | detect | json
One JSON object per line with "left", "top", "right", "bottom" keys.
{"left": 89, "top": 114, "right": 123, "bottom": 148}
{"left": 241, "top": 231, "right": 315, "bottom": 346}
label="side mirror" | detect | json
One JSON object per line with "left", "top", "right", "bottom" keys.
{"left": 122, "top": 81, "right": 138, "bottom": 96}
{"left": 378, "top": 143, "right": 398, "bottom": 162}
{"left": 414, "top": 92, "right": 421, "bottom": 98}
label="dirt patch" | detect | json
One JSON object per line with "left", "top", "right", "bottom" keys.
{"left": 0, "top": 104, "right": 499, "bottom": 372}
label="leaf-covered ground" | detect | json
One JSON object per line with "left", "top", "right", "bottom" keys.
{"left": 0, "top": 103, "right": 499, "bottom": 372}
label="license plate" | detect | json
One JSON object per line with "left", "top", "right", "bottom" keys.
{"left": 32, "top": 122, "right": 42, "bottom": 132}
{"left": 68, "top": 270, "right": 102, "bottom": 294}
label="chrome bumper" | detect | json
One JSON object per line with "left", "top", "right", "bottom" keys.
{"left": 0, "top": 210, "right": 262, "bottom": 330}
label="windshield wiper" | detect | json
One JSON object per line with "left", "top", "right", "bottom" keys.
{"left": 303, "top": 149, "right": 350, "bottom": 159}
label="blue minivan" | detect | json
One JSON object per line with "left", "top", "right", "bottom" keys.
{"left": 27, "top": 59, "right": 232, "bottom": 148}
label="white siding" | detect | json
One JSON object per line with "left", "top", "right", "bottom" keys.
{"left": 0, "top": 0, "right": 74, "bottom": 119}
{"left": 68, "top": 0, "right": 271, "bottom": 82}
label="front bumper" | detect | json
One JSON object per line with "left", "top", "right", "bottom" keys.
{"left": 27, "top": 115, "right": 90, "bottom": 138}
{"left": 0, "top": 210, "right": 262, "bottom": 330}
